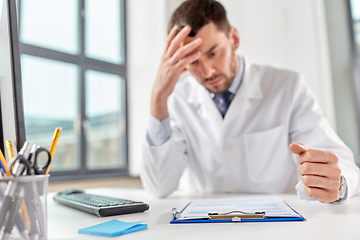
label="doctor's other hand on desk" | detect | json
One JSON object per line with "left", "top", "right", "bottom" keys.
{"left": 290, "top": 143, "right": 342, "bottom": 203}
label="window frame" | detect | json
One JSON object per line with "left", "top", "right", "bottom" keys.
{"left": 18, "top": 0, "right": 129, "bottom": 181}
{"left": 347, "top": 0, "right": 360, "bottom": 150}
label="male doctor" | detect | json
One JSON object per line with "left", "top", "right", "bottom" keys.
{"left": 141, "top": 0, "right": 360, "bottom": 203}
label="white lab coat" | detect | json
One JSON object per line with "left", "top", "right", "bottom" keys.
{"left": 141, "top": 58, "right": 360, "bottom": 199}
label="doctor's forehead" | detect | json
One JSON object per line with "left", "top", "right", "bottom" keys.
{"left": 182, "top": 22, "right": 226, "bottom": 50}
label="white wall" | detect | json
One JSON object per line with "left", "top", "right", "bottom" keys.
{"left": 325, "top": 0, "right": 360, "bottom": 164}
{"left": 126, "top": 0, "right": 167, "bottom": 176}
{"left": 127, "top": 0, "right": 336, "bottom": 176}
{"left": 223, "top": 0, "right": 335, "bottom": 128}
{"left": 0, "top": 0, "right": 3, "bottom": 17}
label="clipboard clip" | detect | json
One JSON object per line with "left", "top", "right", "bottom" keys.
{"left": 208, "top": 211, "right": 266, "bottom": 222}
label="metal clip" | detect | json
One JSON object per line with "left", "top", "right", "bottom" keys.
{"left": 208, "top": 211, "right": 266, "bottom": 221}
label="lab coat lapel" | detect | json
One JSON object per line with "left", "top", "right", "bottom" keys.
{"left": 198, "top": 90, "right": 223, "bottom": 129}
{"left": 186, "top": 80, "right": 223, "bottom": 129}
{"left": 186, "top": 58, "right": 264, "bottom": 131}
{"left": 221, "top": 59, "right": 263, "bottom": 129}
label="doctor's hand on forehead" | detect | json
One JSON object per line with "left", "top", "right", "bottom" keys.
{"left": 151, "top": 25, "right": 202, "bottom": 121}
{"left": 289, "top": 143, "right": 341, "bottom": 203}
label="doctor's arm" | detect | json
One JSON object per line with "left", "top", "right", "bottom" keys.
{"left": 151, "top": 25, "right": 202, "bottom": 121}
{"left": 288, "top": 76, "right": 360, "bottom": 203}
{"left": 141, "top": 115, "right": 189, "bottom": 198}
{"left": 141, "top": 25, "right": 201, "bottom": 198}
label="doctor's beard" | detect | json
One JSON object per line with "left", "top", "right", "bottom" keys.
{"left": 203, "top": 50, "right": 238, "bottom": 95}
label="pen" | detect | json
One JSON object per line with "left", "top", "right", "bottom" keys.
{"left": 24, "top": 183, "right": 40, "bottom": 238}
{"left": 0, "top": 185, "right": 30, "bottom": 240}
{"left": 1, "top": 184, "right": 26, "bottom": 240}
{"left": 0, "top": 149, "right": 11, "bottom": 177}
{"left": 6, "top": 140, "right": 14, "bottom": 160}
{"left": 172, "top": 207, "right": 181, "bottom": 219}
{"left": 46, "top": 127, "right": 62, "bottom": 174}
{"left": 0, "top": 143, "right": 33, "bottom": 239}
{"left": 7, "top": 142, "right": 31, "bottom": 228}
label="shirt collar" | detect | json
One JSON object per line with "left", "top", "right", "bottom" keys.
{"left": 210, "top": 55, "right": 244, "bottom": 98}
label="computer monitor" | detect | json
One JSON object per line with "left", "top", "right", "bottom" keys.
{"left": 0, "top": 0, "right": 26, "bottom": 158}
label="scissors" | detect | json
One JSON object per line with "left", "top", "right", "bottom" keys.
{"left": 10, "top": 142, "right": 52, "bottom": 176}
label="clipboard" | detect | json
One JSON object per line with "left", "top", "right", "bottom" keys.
{"left": 170, "top": 197, "right": 306, "bottom": 224}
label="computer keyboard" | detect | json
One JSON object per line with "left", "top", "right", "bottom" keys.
{"left": 53, "top": 189, "right": 149, "bottom": 217}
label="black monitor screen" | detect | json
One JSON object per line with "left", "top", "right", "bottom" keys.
{"left": 0, "top": 0, "right": 26, "bottom": 157}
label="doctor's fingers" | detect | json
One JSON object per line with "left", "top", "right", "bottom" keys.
{"left": 297, "top": 162, "right": 341, "bottom": 179}
{"left": 169, "top": 38, "right": 202, "bottom": 66}
{"left": 164, "top": 26, "right": 192, "bottom": 59}
{"left": 289, "top": 142, "right": 309, "bottom": 155}
{"left": 158, "top": 51, "right": 201, "bottom": 86}
{"left": 297, "top": 149, "right": 338, "bottom": 165}
{"left": 301, "top": 175, "right": 340, "bottom": 192}
{"left": 165, "top": 25, "right": 179, "bottom": 51}
{"left": 303, "top": 186, "right": 339, "bottom": 203}
{"left": 173, "top": 51, "right": 202, "bottom": 75}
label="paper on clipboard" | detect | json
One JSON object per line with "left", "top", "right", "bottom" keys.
{"left": 177, "top": 197, "right": 301, "bottom": 220}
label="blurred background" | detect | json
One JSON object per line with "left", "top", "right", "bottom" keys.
{"left": 9, "top": 0, "right": 360, "bottom": 181}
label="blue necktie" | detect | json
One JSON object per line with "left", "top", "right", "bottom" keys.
{"left": 216, "top": 91, "right": 234, "bottom": 117}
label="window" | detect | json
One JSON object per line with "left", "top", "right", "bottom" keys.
{"left": 18, "top": 0, "right": 128, "bottom": 180}
{"left": 348, "top": 0, "right": 360, "bottom": 153}
{"left": 349, "top": 0, "right": 360, "bottom": 55}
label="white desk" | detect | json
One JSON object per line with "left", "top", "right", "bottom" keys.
{"left": 48, "top": 188, "right": 360, "bottom": 240}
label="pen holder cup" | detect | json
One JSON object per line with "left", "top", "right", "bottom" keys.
{"left": 0, "top": 174, "right": 49, "bottom": 240}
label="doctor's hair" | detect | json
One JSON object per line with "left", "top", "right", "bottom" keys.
{"left": 168, "top": 0, "right": 231, "bottom": 37}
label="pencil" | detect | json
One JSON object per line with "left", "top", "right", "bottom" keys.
{"left": 0, "top": 149, "right": 11, "bottom": 177}
{"left": 46, "top": 127, "right": 62, "bottom": 174}
{"left": 5, "top": 140, "right": 14, "bottom": 160}
{"left": 20, "top": 200, "right": 30, "bottom": 230}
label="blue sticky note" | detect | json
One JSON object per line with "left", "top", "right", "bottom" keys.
{"left": 78, "top": 219, "right": 147, "bottom": 237}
